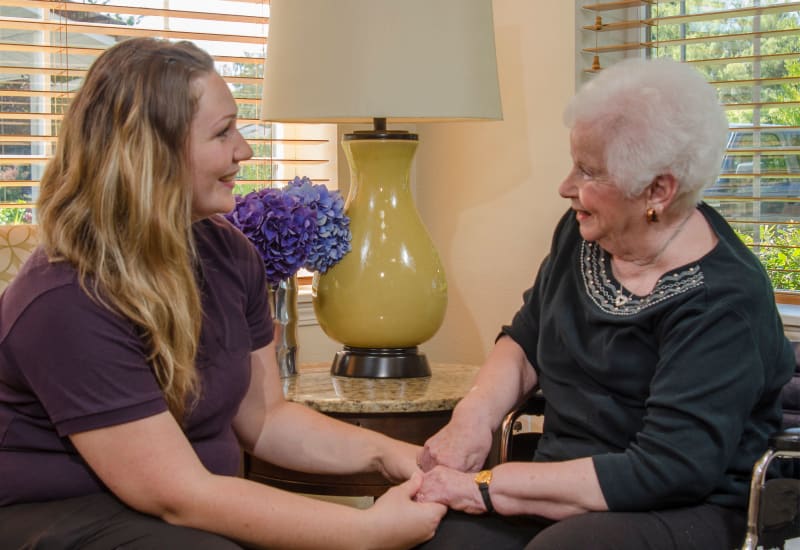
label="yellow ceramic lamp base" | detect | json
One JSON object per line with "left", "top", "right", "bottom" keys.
{"left": 312, "top": 134, "right": 447, "bottom": 377}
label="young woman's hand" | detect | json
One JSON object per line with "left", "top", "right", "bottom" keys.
{"left": 376, "top": 438, "right": 421, "bottom": 483}
{"left": 364, "top": 472, "right": 447, "bottom": 549}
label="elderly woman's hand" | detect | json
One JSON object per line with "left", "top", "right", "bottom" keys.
{"left": 416, "top": 465, "right": 487, "bottom": 515}
{"left": 417, "top": 416, "right": 493, "bottom": 473}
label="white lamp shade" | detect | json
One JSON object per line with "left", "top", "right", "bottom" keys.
{"left": 262, "top": 0, "right": 503, "bottom": 123}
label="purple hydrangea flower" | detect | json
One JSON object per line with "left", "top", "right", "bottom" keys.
{"left": 285, "top": 176, "right": 352, "bottom": 273}
{"left": 225, "top": 187, "right": 317, "bottom": 286}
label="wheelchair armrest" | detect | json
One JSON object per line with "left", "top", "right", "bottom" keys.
{"left": 499, "top": 390, "right": 546, "bottom": 463}
{"left": 770, "top": 427, "right": 800, "bottom": 452}
{"left": 743, "top": 427, "right": 800, "bottom": 549}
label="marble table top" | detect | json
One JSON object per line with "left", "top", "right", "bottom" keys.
{"left": 282, "top": 363, "right": 481, "bottom": 414}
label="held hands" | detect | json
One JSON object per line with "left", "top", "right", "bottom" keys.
{"left": 414, "top": 416, "right": 494, "bottom": 515}
{"left": 367, "top": 472, "right": 447, "bottom": 549}
{"left": 417, "top": 416, "right": 493, "bottom": 473}
{"left": 415, "top": 466, "right": 487, "bottom": 515}
{"left": 377, "top": 439, "right": 422, "bottom": 484}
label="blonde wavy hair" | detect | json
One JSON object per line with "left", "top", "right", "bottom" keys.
{"left": 37, "top": 38, "right": 216, "bottom": 421}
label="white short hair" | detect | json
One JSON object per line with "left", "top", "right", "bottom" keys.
{"left": 563, "top": 57, "right": 729, "bottom": 210}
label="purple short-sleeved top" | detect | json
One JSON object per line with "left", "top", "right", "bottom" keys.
{"left": 0, "top": 216, "right": 272, "bottom": 505}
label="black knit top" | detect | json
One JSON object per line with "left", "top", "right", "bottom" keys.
{"left": 502, "top": 203, "right": 795, "bottom": 511}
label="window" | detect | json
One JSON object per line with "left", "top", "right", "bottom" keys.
{"left": 0, "top": 0, "right": 337, "bottom": 225}
{"left": 578, "top": 0, "right": 800, "bottom": 298}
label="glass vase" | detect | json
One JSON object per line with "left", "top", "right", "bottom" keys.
{"left": 269, "top": 274, "right": 298, "bottom": 378}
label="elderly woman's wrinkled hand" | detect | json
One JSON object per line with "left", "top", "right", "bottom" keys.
{"left": 415, "top": 466, "right": 487, "bottom": 515}
{"left": 417, "top": 419, "right": 493, "bottom": 473}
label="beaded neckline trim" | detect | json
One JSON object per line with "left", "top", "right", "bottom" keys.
{"left": 580, "top": 240, "right": 704, "bottom": 316}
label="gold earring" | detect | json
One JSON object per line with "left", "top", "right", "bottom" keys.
{"left": 646, "top": 207, "right": 658, "bottom": 223}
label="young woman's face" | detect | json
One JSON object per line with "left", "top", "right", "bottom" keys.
{"left": 188, "top": 72, "right": 253, "bottom": 220}
{"left": 558, "top": 122, "right": 644, "bottom": 249}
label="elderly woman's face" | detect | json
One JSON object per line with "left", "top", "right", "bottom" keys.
{"left": 558, "top": 123, "right": 644, "bottom": 247}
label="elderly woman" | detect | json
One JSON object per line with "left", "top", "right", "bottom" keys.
{"left": 415, "top": 57, "right": 795, "bottom": 550}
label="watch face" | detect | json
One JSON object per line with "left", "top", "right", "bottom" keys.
{"left": 475, "top": 470, "right": 492, "bottom": 484}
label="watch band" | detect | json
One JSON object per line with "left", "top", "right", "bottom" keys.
{"left": 475, "top": 469, "right": 494, "bottom": 513}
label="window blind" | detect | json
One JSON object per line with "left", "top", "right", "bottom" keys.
{"left": 580, "top": 0, "right": 800, "bottom": 297}
{"left": 0, "top": 0, "right": 336, "bottom": 225}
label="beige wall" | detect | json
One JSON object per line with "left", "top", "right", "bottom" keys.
{"left": 300, "top": 0, "right": 577, "bottom": 367}
{"left": 415, "top": 0, "right": 576, "bottom": 365}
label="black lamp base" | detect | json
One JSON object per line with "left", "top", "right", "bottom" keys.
{"left": 330, "top": 346, "right": 432, "bottom": 378}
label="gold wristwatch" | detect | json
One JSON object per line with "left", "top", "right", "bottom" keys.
{"left": 474, "top": 469, "right": 494, "bottom": 513}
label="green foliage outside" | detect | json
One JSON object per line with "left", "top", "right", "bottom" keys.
{"left": 233, "top": 182, "right": 267, "bottom": 196}
{"left": 736, "top": 225, "right": 800, "bottom": 292}
{"left": 652, "top": 1, "right": 800, "bottom": 129}
{"left": 0, "top": 205, "right": 32, "bottom": 224}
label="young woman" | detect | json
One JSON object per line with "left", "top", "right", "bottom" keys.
{"left": 0, "top": 37, "right": 445, "bottom": 549}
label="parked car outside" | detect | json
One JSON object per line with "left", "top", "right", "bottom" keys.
{"left": 705, "top": 125, "right": 800, "bottom": 221}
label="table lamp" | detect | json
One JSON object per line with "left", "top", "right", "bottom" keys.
{"left": 262, "top": 0, "right": 502, "bottom": 378}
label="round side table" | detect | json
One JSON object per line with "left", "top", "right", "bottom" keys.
{"left": 245, "top": 362, "right": 479, "bottom": 496}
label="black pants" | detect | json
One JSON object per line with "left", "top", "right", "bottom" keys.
{"left": 0, "top": 493, "right": 243, "bottom": 550}
{"left": 417, "top": 503, "right": 747, "bottom": 550}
